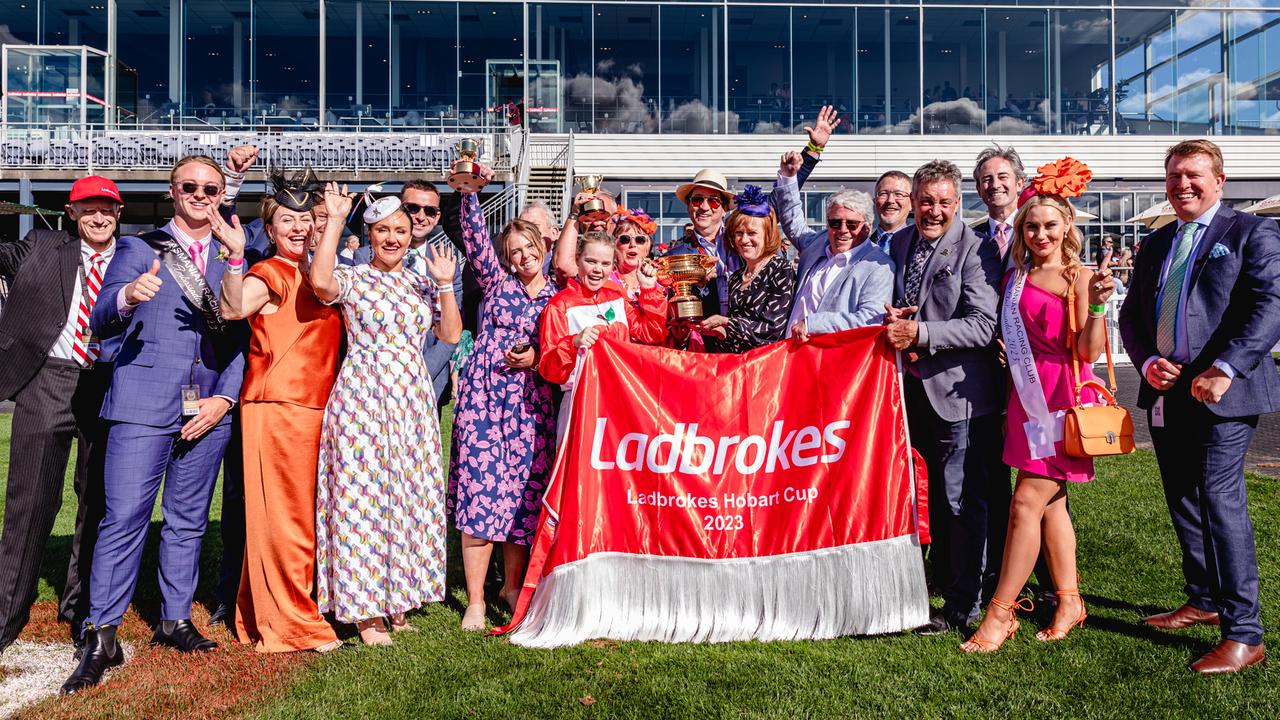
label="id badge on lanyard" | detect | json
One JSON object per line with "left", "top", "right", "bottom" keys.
{"left": 181, "top": 358, "right": 202, "bottom": 418}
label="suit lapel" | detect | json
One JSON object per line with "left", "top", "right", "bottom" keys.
{"left": 59, "top": 234, "right": 79, "bottom": 313}
{"left": 916, "top": 221, "right": 961, "bottom": 305}
{"left": 892, "top": 228, "right": 914, "bottom": 302}
{"left": 1189, "top": 206, "right": 1236, "bottom": 289}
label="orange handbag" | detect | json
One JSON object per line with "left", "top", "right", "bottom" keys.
{"left": 1062, "top": 272, "right": 1135, "bottom": 458}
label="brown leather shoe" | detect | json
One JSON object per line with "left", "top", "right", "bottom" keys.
{"left": 1144, "top": 604, "right": 1220, "bottom": 630}
{"left": 1190, "top": 640, "right": 1265, "bottom": 675}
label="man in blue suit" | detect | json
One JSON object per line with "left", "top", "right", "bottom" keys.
{"left": 1119, "top": 139, "right": 1280, "bottom": 675}
{"left": 63, "top": 155, "right": 246, "bottom": 693}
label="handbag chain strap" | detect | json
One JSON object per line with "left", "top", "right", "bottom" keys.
{"left": 1065, "top": 267, "right": 1118, "bottom": 404}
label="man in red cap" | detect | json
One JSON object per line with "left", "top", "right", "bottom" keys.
{"left": 0, "top": 175, "right": 124, "bottom": 657}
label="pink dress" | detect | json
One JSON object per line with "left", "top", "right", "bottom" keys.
{"left": 1002, "top": 279, "right": 1100, "bottom": 483}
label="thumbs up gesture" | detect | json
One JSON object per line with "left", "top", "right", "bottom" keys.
{"left": 125, "top": 258, "right": 164, "bottom": 306}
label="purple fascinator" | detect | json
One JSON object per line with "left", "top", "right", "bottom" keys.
{"left": 734, "top": 184, "right": 771, "bottom": 218}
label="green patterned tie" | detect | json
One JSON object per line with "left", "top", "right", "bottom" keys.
{"left": 1155, "top": 221, "right": 1199, "bottom": 357}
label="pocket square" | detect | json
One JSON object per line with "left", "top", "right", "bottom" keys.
{"left": 933, "top": 266, "right": 953, "bottom": 281}
{"left": 1209, "top": 243, "right": 1231, "bottom": 259}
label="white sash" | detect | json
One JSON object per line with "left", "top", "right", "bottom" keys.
{"left": 1002, "top": 271, "right": 1060, "bottom": 460}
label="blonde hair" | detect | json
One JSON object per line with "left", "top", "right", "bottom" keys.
{"left": 1165, "top": 139, "right": 1224, "bottom": 176}
{"left": 169, "top": 155, "right": 225, "bottom": 188}
{"left": 1010, "top": 194, "right": 1083, "bottom": 273}
{"left": 577, "top": 230, "right": 616, "bottom": 257}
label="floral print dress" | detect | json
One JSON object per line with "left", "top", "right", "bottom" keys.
{"left": 447, "top": 193, "right": 559, "bottom": 545}
{"left": 315, "top": 264, "right": 447, "bottom": 623}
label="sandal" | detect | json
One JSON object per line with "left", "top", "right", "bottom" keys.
{"left": 960, "top": 596, "right": 1034, "bottom": 654}
{"left": 313, "top": 638, "right": 344, "bottom": 653}
{"left": 1036, "top": 589, "right": 1086, "bottom": 642}
{"left": 356, "top": 618, "right": 392, "bottom": 647}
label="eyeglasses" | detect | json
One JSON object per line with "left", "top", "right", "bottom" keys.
{"left": 875, "top": 190, "right": 910, "bottom": 201}
{"left": 827, "top": 219, "right": 867, "bottom": 232}
{"left": 401, "top": 203, "right": 440, "bottom": 218}
{"left": 175, "top": 181, "right": 223, "bottom": 197}
{"left": 616, "top": 235, "right": 650, "bottom": 246}
{"left": 689, "top": 195, "right": 723, "bottom": 209}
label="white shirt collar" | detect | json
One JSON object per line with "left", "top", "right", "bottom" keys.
{"left": 162, "top": 219, "right": 212, "bottom": 255}
{"left": 80, "top": 239, "right": 115, "bottom": 263}
{"left": 1175, "top": 201, "right": 1221, "bottom": 233}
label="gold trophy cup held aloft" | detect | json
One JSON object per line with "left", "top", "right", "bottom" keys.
{"left": 448, "top": 138, "right": 489, "bottom": 192}
{"left": 656, "top": 252, "right": 718, "bottom": 322}
{"left": 574, "top": 174, "right": 610, "bottom": 223}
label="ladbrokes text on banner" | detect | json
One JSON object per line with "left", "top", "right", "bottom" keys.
{"left": 497, "top": 327, "right": 929, "bottom": 647}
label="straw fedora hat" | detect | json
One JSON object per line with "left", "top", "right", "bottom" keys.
{"left": 675, "top": 169, "right": 733, "bottom": 206}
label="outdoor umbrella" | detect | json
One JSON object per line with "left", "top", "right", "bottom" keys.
{"left": 1124, "top": 200, "right": 1177, "bottom": 230}
{"left": 1242, "top": 194, "right": 1280, "bottom": 216}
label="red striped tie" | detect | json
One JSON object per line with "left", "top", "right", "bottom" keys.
{"left": 73, "top": 253, "right": 104, "bottom": 366}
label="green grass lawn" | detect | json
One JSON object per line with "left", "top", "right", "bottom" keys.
{"left": 2, "top": 414, "right": 1277, "bottom": 718}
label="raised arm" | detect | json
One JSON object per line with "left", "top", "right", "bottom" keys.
{"left": 0, "top": 230, "right": 38, "bottom": 278}
{"left": 423, "top": 244, "right": 463, "bottom": 345}
{"left": 770, "top": 155, "right": 825, "bottom": 253}
{"left": 554, "top": 206, "right": 581, "bottom": 280}
{"left": 459, "top": 190, "right": 502, "bottom": 293}
{"left": 309, "top": 183, "right": 353, "bottom": 304}
{"left": 211, "top": 211, "right": 271, "bottom": 320}
{"left": 625, "top": 262, "right": 670, "bottom": 345}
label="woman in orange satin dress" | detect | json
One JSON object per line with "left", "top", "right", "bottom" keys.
{"left": 211, "top": 178, "right": 343, "bottom": 653}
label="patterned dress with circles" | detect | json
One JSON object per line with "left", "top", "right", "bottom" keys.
{"left": 315, "top": 263, "right": 447, "bottom": 623}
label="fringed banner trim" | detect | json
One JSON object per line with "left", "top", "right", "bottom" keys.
{"left": 508, "top": 534, "right": 929, "bottom": 648}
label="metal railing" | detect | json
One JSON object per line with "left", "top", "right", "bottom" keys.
{"left": 480, "top": 183, "right": 525, "bottom": 233}
{"left": 0, "top": 127, "right": 520, "bottom": 175}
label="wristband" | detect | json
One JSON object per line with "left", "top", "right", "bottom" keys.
{"left": 1088, "top": 312, "right": 1106, "bottom": 319}
{"left": 1088, "top": 303, "right": 1106, "bottom": 314}
{"left": 225, "top": 256, "right": 245, "bottom": 268}
{"left": 224, "top": 262, "right": 244, "bottom": 275}
{"left": 805, "top": 141, "right": 825, "bottom": 154}
{"left": 436, "top": 284, "right": 455, "bottom": 294}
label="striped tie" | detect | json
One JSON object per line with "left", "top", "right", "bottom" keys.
{"left": 73, "top": 253, "right": 104, "bottom": 366}
{"left": 1155, "top": 221, "right": 1199, "bottom": 358}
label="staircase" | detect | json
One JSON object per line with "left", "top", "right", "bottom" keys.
{"left": 525, "top": 165, "right": 569, "bottom": 219}
{"left": 480, "top": 132, "right": 575, "bottom": 230}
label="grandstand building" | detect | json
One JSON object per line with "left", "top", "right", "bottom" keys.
{"left": 1, "top": 0, "right": 1278, "bottom": 251}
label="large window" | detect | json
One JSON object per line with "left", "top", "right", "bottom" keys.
{"left": 253, "top": 0, "right": 320, "bottom": 123}
{"left": 854, "top": 7, "right": 920, "bottom": 134}
{"left": 530, "top": 3, "right": 594, "bottom": 133}
{"left": 184, "top": 0, "right": 250, "bottom": 124}
{"left": 325, "top": 0, "right": 390, "bottom": 127}
{"left": 659, "top": 5, "right": 724, "bottom": 133}
{"left": 594, "top": 5, "right": 658, "bottom": 133}
{"left": 115, "top": 0, "right": 172, "bottom": 121}
{"left": 458, "top": 2, "right": 522, "bottom": 125}
{"left": 1116, "top": 9, "right": 1225, "bottom": 135}
{"left": 0, "top": 1, "right": 38, "bottom": 45}
{"left": 1227, "top": 10, "right": 1280, "bottom": 134}
{"left": 392, "top": 1, "right": 458, "bottom": 128}
{"left": 727, "top": 5, "right": 790, "bottom": 133}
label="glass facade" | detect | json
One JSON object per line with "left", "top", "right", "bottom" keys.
{"left": 1, "top": 0, "right": 1277, "bottom": 134}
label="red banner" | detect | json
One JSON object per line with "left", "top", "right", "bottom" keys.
{"left": 497, "top": 327, "right": 929, "bottom": 647}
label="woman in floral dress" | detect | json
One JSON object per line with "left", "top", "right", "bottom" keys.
{"left": 449, "top": 178, "right": 559, "bottom": 630}
{"left": 309, "top": 185, "right": 461, "bottom": 646}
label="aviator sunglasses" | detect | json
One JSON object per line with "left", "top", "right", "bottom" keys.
{"left": 827, "top": 218, "right": 867, "bottom": 232}
{"left": 688, "top": 194, "right": 723, "bottom": 209}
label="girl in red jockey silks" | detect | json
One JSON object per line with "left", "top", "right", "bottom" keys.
{"left": 539, "top": 231, "right": 668, "bottom": 438}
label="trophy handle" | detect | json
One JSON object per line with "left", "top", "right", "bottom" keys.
{"left": 698, "top": 255, "right": 718, "bottom": 271}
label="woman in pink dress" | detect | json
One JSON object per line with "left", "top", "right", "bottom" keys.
{"left": 962, "top": 185, "right": 1115, "bottom": 653}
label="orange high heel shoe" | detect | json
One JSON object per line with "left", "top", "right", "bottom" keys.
{"left": 1036, "top": 588, "right": 1086, "bottom": 641}
{"left": 960, "top": 596, "right": 1034, "bottom": 654}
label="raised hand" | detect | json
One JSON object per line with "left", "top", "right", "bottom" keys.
{"left": 1088, "top": 254, "right": 1115, "bottom": 306}
{"left": 209, "top": 211, "right": 246, "bottom": 260}
{"left": 423, "top": 243, "right": 459, "bottom": 286}
{"left": 227, "top": 145, "right": 260, "bottom": 174}
{"left": 779, "top": 151, "right": 804, "bottom": 178}
{"left": 125, "top": 259, "right": 164, "bottom": 305}
{"left": 637, "top": 259, "right": 658, "bottom": 289}
{"left": 803, "top": 105, "right": 842, "bottom": 148}
{"left": 323, "top": 182, "right": 354, "bottom": 219}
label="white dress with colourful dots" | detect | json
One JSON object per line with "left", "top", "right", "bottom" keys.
{"left": 315, "top": 263, "right": 447, "bottom": 623}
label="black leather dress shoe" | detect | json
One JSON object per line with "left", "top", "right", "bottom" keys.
{"left": 61, "top": 626, "right": 124, "bottom": 694}
{"left": 207, "top": 603, "right": 231, "bottom": 627}
{"left": 151, "top": 620, "right": 217, "bottom": 653}
{"left": 913, "top": 611, "right": 957, "bottom": 636}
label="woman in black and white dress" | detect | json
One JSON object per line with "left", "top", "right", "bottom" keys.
{"left": 700, "top": 185, "right": 796, "bottom": 353}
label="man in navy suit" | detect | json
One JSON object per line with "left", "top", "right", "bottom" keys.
{"left": 971, "top": 144, "right": 1026, "bottom": 265}
{"left": 1119, "top": 139, "right": 1280, "bottom": 675}
{"left": 64, "top": 155, "right": 246, "bottom": 693}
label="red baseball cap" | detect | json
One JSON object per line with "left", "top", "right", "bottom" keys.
{"left": 69, "top": 175, "right": 123, "bottom": 204}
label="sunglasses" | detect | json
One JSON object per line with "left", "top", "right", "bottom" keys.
{"left": 175, "top": 181, "right": 223, "bottom": 197}
{"left": 402, "top": 203, "right": 440, "bottom": 217}
{"left": 827, "top": 219, "right": 867, "bottom": 232}
{"left": 689, "top": 195, "right": 723, "bottom": 209}
{"left": 616, "top": 235, "right": 650, "bottom": 246}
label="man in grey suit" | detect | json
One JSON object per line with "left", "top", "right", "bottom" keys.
{"left": 771, "top": 151, "right": 894, "bottom": 337}
{"left": 884, "top": 159, "right": 1005, "bottom": 634}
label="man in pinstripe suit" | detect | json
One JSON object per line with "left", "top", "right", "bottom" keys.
{"left": 0, "top": 177, "right": 124, "bottom": 656}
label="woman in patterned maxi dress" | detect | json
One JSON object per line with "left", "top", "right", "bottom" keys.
{"left": 448, "top": 188, "right": 559, "bottom": 630}
{"left": 308, "top": 187, "right": 462, "bottom": 646}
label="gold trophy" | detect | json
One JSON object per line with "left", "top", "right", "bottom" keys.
{"left": 448, "top": 138, "right": 488, "bottom": 192}
{"left": 656, "top": 252, "right": 719, "bottom": 322}
{"left": 574, "top": 174, "right": 610, "bottom": 223}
